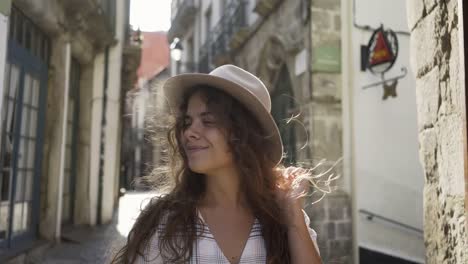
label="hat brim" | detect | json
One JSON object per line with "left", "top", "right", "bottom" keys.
{"left": 163, "top": 73, "right": 283, "bottom": 166}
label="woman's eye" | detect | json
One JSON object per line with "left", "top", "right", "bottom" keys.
{"left": 182, "top": 119, "right": 191, "bottom": 127}
{"left": 202, "top": 119, "right": 216, "bottom": 125}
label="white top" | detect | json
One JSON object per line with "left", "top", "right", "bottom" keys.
{"left": 134, "top": 210, "right": 319, "bottom": 263}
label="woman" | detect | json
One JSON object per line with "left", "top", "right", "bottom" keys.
{"left": 113, "top": 65, "right": 322, "bottom": 264}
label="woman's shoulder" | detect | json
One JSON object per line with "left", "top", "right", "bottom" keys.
{"left": 135, "top": 195, "right": 176, "bottom": 231}
{"left": 142, "top": 195, "right": 196, "bottom": 227}
{"left": 301, "top": 209, "right": 320, "bottom": 255}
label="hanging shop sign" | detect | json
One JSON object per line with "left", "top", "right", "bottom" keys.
{"left": 362, "top": 25, "right": 407, "bottom": 100}
{"left": 366, "top": 26, "right": 398, "bottom": 74}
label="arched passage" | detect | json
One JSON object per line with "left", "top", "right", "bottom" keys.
{"left": 271, "top": 65, "right": 297, "bottom": 165}
{"left": 256, "top": 36, "right": 298, "bottom": 165}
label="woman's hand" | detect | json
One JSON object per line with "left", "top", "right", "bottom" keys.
{"left": 275, "top": 167, "right": 310, "bottom": 227}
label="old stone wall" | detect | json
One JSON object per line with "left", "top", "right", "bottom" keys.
{"left": 74, "top": 64, "right": 94, "bottom": 225}
{"left": 309, "top": 0, "right": 342, "bottom": 169}
{"left": 235, "top": 0, "right": 312, "bottom": 164}
{"left": 39, "top": 32, "right": 68, "bottom": 240}
{"left": 407, "top": 0, "right": 467, "bottom": 263}
{"left": 309, "top": 0, "right": 351, "bottom": 263}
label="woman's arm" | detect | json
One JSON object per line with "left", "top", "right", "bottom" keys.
{"left": 277, "top": 167, "right": 322, "bottom": 264}
{"left": 287, "top": 202, "right": 322, "bottom": 264}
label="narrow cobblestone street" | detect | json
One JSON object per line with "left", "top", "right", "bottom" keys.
{"left": 36, "top": 191, "right": 156, "bottom": 264}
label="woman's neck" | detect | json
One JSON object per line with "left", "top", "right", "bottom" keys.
{"left": 201, "top": 166, "right": 247, "bottom": 209}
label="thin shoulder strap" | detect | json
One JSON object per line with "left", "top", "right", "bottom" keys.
{"left": 196, "top": 208, "right": 205, "bottom": 223}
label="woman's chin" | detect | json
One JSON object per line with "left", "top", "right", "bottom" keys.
{"left": 188, "top": 162, "right": 210, "bottom": 174}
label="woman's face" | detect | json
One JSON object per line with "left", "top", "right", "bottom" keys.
{"left": 180, "top": 91, "right": 234, "bottom": 174}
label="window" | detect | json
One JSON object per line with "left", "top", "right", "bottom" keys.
{"left": 0, "top": 5, "right": 49, "bottom": 247}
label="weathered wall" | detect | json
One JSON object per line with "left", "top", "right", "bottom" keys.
{"left": 309, "top": 0, "right": 343, "bottom": 167}
{"left": 236, "top": 0, "right": 308, "bottom": 98}
{"left": 309, "top": 0, "right": 351, "bottom": 262}
{"left": 39, "top": 32, "right": 97, "bottom": 239}
{"left": 74, "top": 64, "right": 94, "bottom": 225}
{"left": 68, "top": 15, "right": 98, "bottom": 224}
{"left": 39, "top": 32, "right": 68, "bottom": 240}
{"left": 407, "top": 0, "right": 468, "bottom": 263}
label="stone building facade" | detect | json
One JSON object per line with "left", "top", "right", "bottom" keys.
{"left": 0, "top": 0, "right": 140, "bottom": 262}
{"left": 407, "top": 0, "right": 468, "bottom": 263}
{"left": 308, "top": 1, "right": 351, "bottom": 260}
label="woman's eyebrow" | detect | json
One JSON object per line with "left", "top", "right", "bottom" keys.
{"left": 183, "top": 111, "right": 213, "bottom": 118}
{"left": 200, "top": 111, "right": 214, "bottom": 117}
{"left": 184, "top": 111, "right": 213, "bottom": 117}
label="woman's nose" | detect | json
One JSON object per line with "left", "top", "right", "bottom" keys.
{"left": 184, "top": 121, "right": 201, "bottom": 139}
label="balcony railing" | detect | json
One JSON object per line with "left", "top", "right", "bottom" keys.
{"left": 198, "top": 0, "right": 248, "bottom": 73}
{"left": 168, "top": 0, "right": 198, "bottom": 42}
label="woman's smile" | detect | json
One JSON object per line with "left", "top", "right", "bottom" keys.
{"left": 185, "top": 144, "right": 209, "bottom": 155}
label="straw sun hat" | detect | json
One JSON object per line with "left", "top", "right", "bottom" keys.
{"left": 163, "top": 64, "right": 283, "bottom": 166}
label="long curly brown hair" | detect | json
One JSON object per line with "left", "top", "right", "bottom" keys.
{"left": 112, "top": 85, "right": 293, "bottom": 263}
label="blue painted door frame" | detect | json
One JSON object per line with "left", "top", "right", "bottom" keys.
{"left": 0, "top": 39, "right": 48, "bottom": 250}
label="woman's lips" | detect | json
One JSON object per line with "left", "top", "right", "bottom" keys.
{"left": 185, "top": 146, "right": 208, "bottom": 155}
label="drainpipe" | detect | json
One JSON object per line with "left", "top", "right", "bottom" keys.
{"left": 97, "top": 46, "right": 110, "bottom": 225}
{"left": 341, "top": 0, "right": 358, "bottom": 263}
{"left": 55, "top": 41, "right": 71, "bottom": 242}
{"left": 457, "top": 0, "right": 468, "bottom": 230}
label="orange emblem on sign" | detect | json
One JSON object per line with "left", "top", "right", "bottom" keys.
{"left": 369, "top": 31, "right": 394, "bottom": 65}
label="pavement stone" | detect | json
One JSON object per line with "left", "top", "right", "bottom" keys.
{"left": 37, "top": 191, "right": 156, "bottom": 264}
{"left": 39, "top": 218, "right": 126, "bottom": 263}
